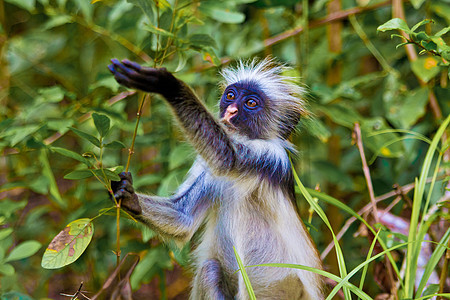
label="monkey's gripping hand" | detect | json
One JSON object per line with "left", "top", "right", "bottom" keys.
{"left": 108, "top": 59, "right": 181, "bottom": 98}
{"left": 111, "top": 172, "right": 142, "bottom": 216}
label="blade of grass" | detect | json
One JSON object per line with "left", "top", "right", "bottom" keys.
{"left": 327, "top": 242, "right": 409, "bottom": 299}
{"left": 416, "top": 227, "right": 450, "bottom": 296}
{"left": 247, "top": 263, "right": 373, "bottom": 299}
{"left": 307, "top": 189, "right": 403, "bottom": 286}
{"left": 233, "top": 246, "right": 256, "bottom": 300}
{"left": 405, "top": 115, "right": 450, "bottom": 297}
{"left": 291, "top": 160, "right": 352, "bottom": 299}
{"left": 358, "top": 229, "right": 382, "bottom": 299}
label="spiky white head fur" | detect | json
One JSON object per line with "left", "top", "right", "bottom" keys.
{"left": 220, "top": 57, "right": 306, "bottom": 140}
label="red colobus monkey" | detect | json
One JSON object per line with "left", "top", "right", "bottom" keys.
{"left": 108, "top": 58, "right": 323, "bottom": 299}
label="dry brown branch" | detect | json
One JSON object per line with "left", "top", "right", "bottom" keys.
{"left": 353, "top": 122, "right": 380, "bottom": 224}
{"left": 263, "top": 1, "right": 390, "bottom": 47}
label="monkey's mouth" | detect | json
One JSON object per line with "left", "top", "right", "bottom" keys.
{"left": 220, "top": 118, "right": 237, "bottom": 131}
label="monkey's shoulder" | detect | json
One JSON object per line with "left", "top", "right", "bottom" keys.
{"left": 188, "top": 138, "right": 295, "bottom": 192}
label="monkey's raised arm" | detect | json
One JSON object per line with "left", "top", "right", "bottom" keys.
{"left": 109, "top": 59, "right": 239, "bottom": 174}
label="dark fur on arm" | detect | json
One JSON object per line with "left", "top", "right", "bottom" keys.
{"left": 112, "top": 171, "right": 213, "bottom": 241}
{"left": 109, "top": 59, "right": 236, "bottom": 173}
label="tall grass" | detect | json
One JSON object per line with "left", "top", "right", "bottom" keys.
{"left": 234, "top": 115, "right": 450, "bottom": 299}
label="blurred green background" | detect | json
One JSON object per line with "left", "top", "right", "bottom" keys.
{"left": 0, "top": 0, "right": 449, "bottom": 298}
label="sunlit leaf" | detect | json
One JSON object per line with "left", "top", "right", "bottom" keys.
{"left": 377, "top": 18, "right": 411, "bottom": 34}
{"left": 411, "top": 57, "right": 440, "bottom": 83}
{"left": 411, "top": 19, "right": 433, "bottom": 32}
{"left": 5, "top": 240, "right": 41, "bottom": 262}
{"left": 0, "top": 263, "right": 15, "bottom": 276}
{"left": 64, "top": 169, "right": 94, "bottom": 180}
{"left": 41, "top": 218, "right": 93, "bottom": 269}
{"left": 0, "top": 228, "right": 13, "bottom": 241}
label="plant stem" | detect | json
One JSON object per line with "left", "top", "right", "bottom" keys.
{"left": 116, "top": 198, "right": 122, "bottom": 274}
{"left": 125, "top": 93, "right": 148, "bottom": 172}
{"left": 353, "top": 123, "right": 379, "bottom": 223}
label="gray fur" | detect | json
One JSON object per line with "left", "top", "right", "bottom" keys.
{"left": 110, "top": 58, "right": 323, "bottom": 299}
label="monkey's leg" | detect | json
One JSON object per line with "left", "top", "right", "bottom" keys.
{"left": 191, "top": 259, "right": 232, "bottom": 300}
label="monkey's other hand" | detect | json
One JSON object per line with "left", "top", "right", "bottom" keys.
{"left": 108, "top": 59, "right": 180, "bottom": 97}
{"left": 111, "top": 172, "right": 142, "bottom": 215}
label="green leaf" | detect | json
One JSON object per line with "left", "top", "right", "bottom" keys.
{"left": 5, "top": 240, "right": 41, "bottom": 262}
{"left": 410, "top": 0, "right": 426, "bottom": 9}
{"left": 41, "top": 218, "right": 93, "bottom": 269}
{"left": 64, "top": 170, "right": 94, "bottom": 180}
{"left": 385, "top": 87, "right": 429, "bottom": 129}
{"left": 169, "top": 144, "right": 193, "bottom": 170}
{"left": 417, "top": 227, "right": 450, "bottom": 295}
{"left": 39, "top": 149, "right": 65, "bottom": 208}
{"left": 0, "top": 263, "right": 15, "bottom": 276}
{"left": 411, "top": 57, "right": 441, "bottom": 83}
{"left": 300, "top": 117, "right": 331, "bottom": 143}
{"left": 104, "top": 140, "right": 126, "bottom": 149}
{"left": 143, "top": 24, "right": 175, "bottom": 37}
{"left": 51, "top": 147, "right": 91, "bottom": 166}
{"left": 411, "top": 19, "right": 433, "bottom": 32}
{"left": 377, "top": 18, "right": 411, "bottom": 34}
{"left": 127, "top": 0, "right": 154, "bottom": 21}
{"left": 92, "top": 113, "right": 110, "bottom": 138}
{"left": 70, "top": 127, "right": 101, "bottom": 147}
{"left": 4, "top": 0, "right": 35, "bottom": 11}
{"left": 200, "top": 3, "right": 245, "bottom": 24}
{"left": 36, "top": 86, "right": 65, "bottom": 103}
{"left": 64, "top": 169, "right": 120, "bottom": 181}
{"left": 435, "top": 26, "right": 450, "bottom": 37}
{"left": 188, "top": 34, "right": 217, "bottom": 51}
{"left": 101, "top": 169, "right": 121, "bottom": 181}
{"left": 42, "top": 15, "right": 73, "bottom": 30}
{"left": 422, "top": 284, "right": 440, "bottom": 297}
{"left": 0, "top": 228, "right": 14, "bottom": 241}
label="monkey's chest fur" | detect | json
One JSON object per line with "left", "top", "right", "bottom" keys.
{"left": 192, "top": 165, "right": 320, "bottom": 299}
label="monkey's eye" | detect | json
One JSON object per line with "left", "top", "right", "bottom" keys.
{"left": 245, "top": 99, "right": 258, "bottom": 108}
{"left": 226, "top": 92, "right": 235, "bottom": 100}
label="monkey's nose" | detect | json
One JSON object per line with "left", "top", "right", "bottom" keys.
{"left": 224, "top": 105, "right": 238, "bottom": 122}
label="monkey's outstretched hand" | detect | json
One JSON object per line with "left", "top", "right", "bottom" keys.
{"left": 108, "top": 59, "right": 180, "bottom": 97}
{"left": 111, "top": 172, "right": 142, "bottom": 215}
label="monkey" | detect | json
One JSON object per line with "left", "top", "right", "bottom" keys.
{"left": 108, "top": 57, "right": 323, "bottom": 299}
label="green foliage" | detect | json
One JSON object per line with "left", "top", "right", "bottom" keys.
{"left": 377, "top": 18, "right": 450, "bottom": 80}
{"left": 41, "top": 218, "right": 93, "bottom": 269}
{"left": 1, "top": 0, "right": 449, "bottom": 298}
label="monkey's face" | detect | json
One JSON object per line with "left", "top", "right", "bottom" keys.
{"left": 219, "top": 81, "right": 271, "bottom": 139}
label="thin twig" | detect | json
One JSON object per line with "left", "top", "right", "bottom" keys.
{"left": 263, "top": 0, "right": 390, "bottom": 47}
{"left": 125, "top": 93, "right": 148, "bottom": 172}
{"left": 320, "top": 175, "right": 442, "bottom": 259}
{"left": 353, "top": 123, "right": 380, "bottom": 223}
{"left": 354, "top": 123, "right": 398, "bottom": 295}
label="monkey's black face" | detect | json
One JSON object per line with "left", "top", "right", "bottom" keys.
{"left": 219, "top": 81, "right": 270, "bottom": 139}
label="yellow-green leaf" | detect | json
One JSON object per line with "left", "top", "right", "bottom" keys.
{"left": 41, "top": 218, "right": 93, "bottom": 269}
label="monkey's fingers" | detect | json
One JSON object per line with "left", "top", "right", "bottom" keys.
{"left": 110, "top": 60, "right": 160, "bottom": 87}
{"left": 109, "top": 63, "right": 158, "bottom": 93}
{"left": 122, "top": 59, "right": 168, "bottom": 76}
